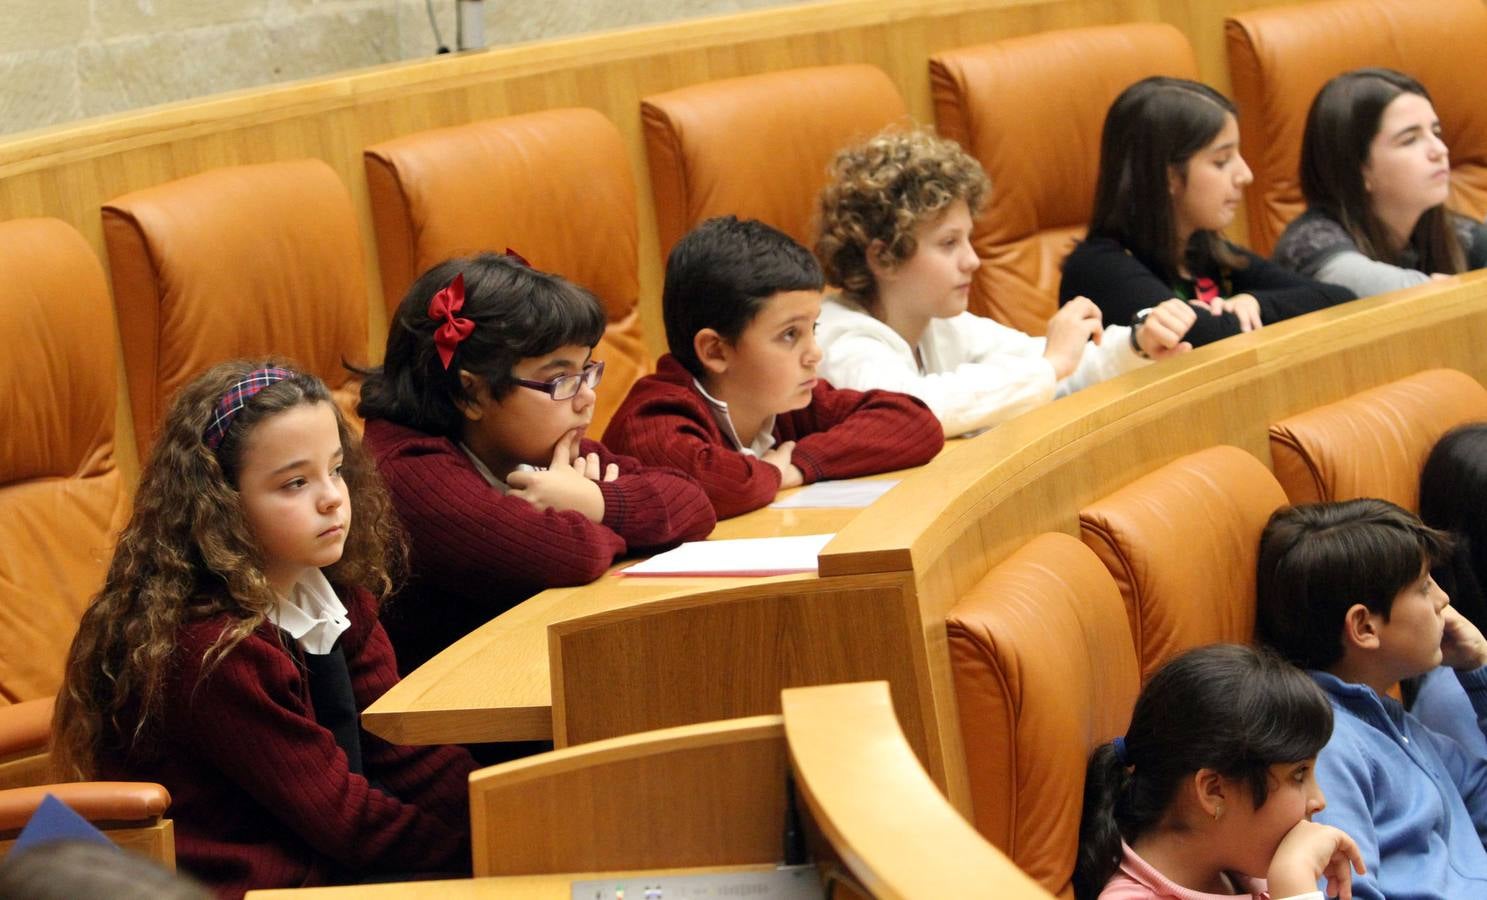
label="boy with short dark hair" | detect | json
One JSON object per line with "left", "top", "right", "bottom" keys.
{"left": 603, "top": 216, "right": 943, "bottom": 518}
{"left": 1257, "top": 498, "right": 1487, "bottom": 899}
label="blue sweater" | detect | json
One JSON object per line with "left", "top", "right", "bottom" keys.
{"left": 1311, "top": 667, "right": 1487, "bottom": 899}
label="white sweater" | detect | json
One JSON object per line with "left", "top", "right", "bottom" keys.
{"left": 816, "top": 298, "right": 1145, "bottom": 438}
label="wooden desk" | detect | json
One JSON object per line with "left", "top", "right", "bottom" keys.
{"left": 362, "top": 465, "right": 933, "bottom": 746}
{"left": 247, "top": 865, "right": 774, "bottom": 899}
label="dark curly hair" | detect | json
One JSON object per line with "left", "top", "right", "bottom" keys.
{"left": 53, "top": 359, "right": 405, "bottom": 780}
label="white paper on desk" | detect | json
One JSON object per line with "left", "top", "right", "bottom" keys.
{"left": 769, "top": 479, "right": 900, "bottom": 509}
{"left": 619, "top": 533, "right": 835, "bottom": 577}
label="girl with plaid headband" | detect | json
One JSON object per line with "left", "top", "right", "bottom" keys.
{"left": 53, "top": 360, "right": 477, "bottom": 898}
{"left": 357, "top": 253, "right": 715, "bottom": 675}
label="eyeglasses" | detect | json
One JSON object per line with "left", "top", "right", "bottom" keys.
{"left": 515, "top": 360, "right": 605, "bottom": 401}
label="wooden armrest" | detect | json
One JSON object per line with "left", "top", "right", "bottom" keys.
{"left": 0, "top": 782, "right": 171, "bottom": 832}
{"left": 0, "top": 697, "right": 54, "bottom": 759}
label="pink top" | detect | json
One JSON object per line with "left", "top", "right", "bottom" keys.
{"left": 1098, "top": 842, "right": 1322, "bottom": 900}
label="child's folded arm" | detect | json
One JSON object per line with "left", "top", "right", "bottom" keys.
{"left": 604, "top": 396, "right": 784, "bottom": 519}
{"left": 385, "top": 442, "right": 626, "bottom": 586}
{"left": 785, "top": 383, "right": 943, "bottom": 482}
{"left": 172, "top": 624, "right": 470, "bottom": 873}
{"left": 583, "top": 438, "right": 717, "bottom": 549}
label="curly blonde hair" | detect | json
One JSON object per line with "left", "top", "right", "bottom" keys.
{"left": 52, "top": 359, "right": 406, "bottom": 780}
{"left": 816, "top": 127, "right": 990, "bottom": 306}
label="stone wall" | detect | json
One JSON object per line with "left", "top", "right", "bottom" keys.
{"left": 0, "top": 0, "right": 796, "bottom": 136}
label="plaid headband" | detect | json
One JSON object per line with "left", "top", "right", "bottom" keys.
{"left": 202, "top": 367, "right": 297, "bottom": 451}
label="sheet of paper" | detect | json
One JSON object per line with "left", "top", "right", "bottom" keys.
{"left": 769, "top": 479, "right": 901, "bottom": 509}
{"left": 619, "top": 533, "right": 835, "bottom": 577}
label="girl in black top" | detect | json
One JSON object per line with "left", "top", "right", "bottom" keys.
{"left": 1060, "top": 76, "right": 1354, "bottom": 347}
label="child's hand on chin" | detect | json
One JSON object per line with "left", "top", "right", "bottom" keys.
{"left": 1267, "top": 820, "right": 1364, "bottom": 900}
{"left": 507, "top": 429, "right": 611, "bottom": 522}
{"left": 1442, "top": 605, "right": 1487, "bottom": 671}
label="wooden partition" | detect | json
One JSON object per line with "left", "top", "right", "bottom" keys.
{"left": 819, "top": 272, "right": 1487, "bottom": 810}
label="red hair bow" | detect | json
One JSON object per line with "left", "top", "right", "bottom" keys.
{"left": 428, "top": 273, "right": 474, "bottom": 370}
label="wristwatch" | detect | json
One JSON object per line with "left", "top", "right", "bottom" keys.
{"left": 1129, "top": 308, "right": 1154, "bottom": 359}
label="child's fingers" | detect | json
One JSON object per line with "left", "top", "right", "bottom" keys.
{"left": 583, "top": 452, "right": 603, "bottom": 480}
{"left": 603, "top": 463, "right": 620, "bottom": 482}
{"left": 506, "top": 470, "right": 536, "bottom": 490}
{"left": 550, "top": 430, "right": 577, "bottom": 468}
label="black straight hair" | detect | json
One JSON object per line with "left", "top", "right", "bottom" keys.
{"left": 1073, "top": 644, "right": 1332, "bottom": 900}
{"left": 1087, "top": 76, "right": 1247, "bottom": 284}
{"left": 1420, "top": 423, "right": 1487, "bottom": 631}
{"left": 1256, "top": 498, "right": 1452, "bottom": 671}
{"left": 1300, "top": 68, "right": 1465, "bottom": 274}
{"left": 662, "top": 216, "right": 825, "bottom": 379}
{"left": 357, "top": 254, "right": 606, "bottom": 438}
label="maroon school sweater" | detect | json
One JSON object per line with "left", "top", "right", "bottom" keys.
{"left": 96, "top": 587, "right": 477, "bottom": 899}
{"left": 603, "top": 354, "right": 944, "bottom": 519}
{"left": 362, "top": 418, "right": 716, "bottom": 673}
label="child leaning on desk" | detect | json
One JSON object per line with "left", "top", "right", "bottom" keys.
{"left": 357, "top": 253, "right": 716, "bottom": 674}
{"left": 603, "top": 215, "right": 944, "bottom": 520}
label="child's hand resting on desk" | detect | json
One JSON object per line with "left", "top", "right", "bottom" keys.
{"left": 1267, "top": 820, "right": 1364, "bottom": 900}
{"left": 507, "top": 429, "right": 617, "bottom": 522}
{"left": 1043, "top": 296, "right": 1106, "bottom": 380}
{"left": 762, "top": 440, "right": 804, "bottom": 490}
{"left": 1134, "top": 299, "right": 1198, "bottom": 360}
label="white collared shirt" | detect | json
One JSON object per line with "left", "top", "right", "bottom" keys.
{"left": 692, "top": 377, "right": 777, "bottom": 457}
{"left": 459, "top": 442, "right": 536, "bottom": 491}
{"left": 268, "top": 568, "right": 351, "bottom": 655}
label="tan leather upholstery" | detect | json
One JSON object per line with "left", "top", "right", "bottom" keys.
{"left": 103, "top": 159, "right": 369, "bottom": 451}
{"left": 1226, "top": 0, "right": 1487, "bottom": 254}
{"left": 1270, "top": 369, "right": 1487, "bottom": 510}
{"left": 931, "top": 24, "right": 1198, "bottom": 335}
{"left": 1079, "top": 446, "right": 1287, "bottom": 682}
{"left": 0, "top": 782, "right": 170, "bottom": 833}
{"left": 642, "top": 64, "right": 908, "bottom": 264}
{"left": 0, "top": 698, "right": 51, "bottom": 762}
{"left": 947, "top": 532, "right": 1138, "bottom": 899}
{"left": 365, "top": 109, "right": 650, "bottom": 432}
{"left": 0, "top": 219, "right": 126, "bottom": 707}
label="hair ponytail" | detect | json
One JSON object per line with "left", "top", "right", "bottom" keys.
{"left": 1074, "top": 742, "right": 1131, "bottom": 900}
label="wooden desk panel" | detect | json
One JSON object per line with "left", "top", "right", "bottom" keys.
{"left": 362, "top": 467, "right": 929, "bottom": 746}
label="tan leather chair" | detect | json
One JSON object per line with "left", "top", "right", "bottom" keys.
{"left": 947, "top": 533, "right": 1139, "bottom": 898}
{"left": 1226, "top": 0, "right": 1487, "bottom": 254}
{"left": 365, "top": 109, "right": 649, "bottom": 432}
{"left": 0, "top": 782, "right": 174, "bottom": 867}
{"left": 1270, "top": 368, "right": 1487, "bottom": 509}
{"left": 1079, "top": 446, "right": 1287, "bottom": 682}
{"left": 931, "top": 24, "right": 1198, "bottom": 335}
{"left": 642, "top": 64, "right": 908, "bottom": 265}
{"left": 102, "top": 159, "right": 369, "bottom": 451}
{"left": 0, "top": 218, "right": 126, "bottom": 729}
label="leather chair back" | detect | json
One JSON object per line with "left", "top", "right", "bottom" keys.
{"left": 0, "top": 218, "right": 126, "bottom": 704}
{"left": 1226, "top": 0, "right": 1487, "bottom": 254}
{"left": 947, "top": 532, "right": 1138, "bottom": 898}
{"left": 1079, "top": 445, "right": 1287, "bottom": 682}
{"left": 642, "top": 64, "right": 908, "bottom": 266}
{"left": 931, "top": 24, "right": 1198, "bottom": 335}
{"left": 103, "top": 159, "right": 369, "bottom": 450}
{"left": 365, "top": 109, "right": 649, "bottom": 432}
{"left": 1270, "top": 369, "right": 1487, "bottom": 509}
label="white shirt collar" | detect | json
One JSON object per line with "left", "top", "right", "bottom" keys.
{"left": 692, "top": 377, "right": 777, "bottom": 457}
{"left": 268, "top": 568, "right": 351, "bottom": 655}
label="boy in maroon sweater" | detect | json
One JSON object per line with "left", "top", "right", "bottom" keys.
{"left": 604, "top": 216, "right": 944, "bottom": 519}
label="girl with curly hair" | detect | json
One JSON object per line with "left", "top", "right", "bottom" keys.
{"left": 814, "top": 127, "right": 1196, "bottom": 437}
{"left": 53, "top": 360, "right": 476, "bottom": 899}
{"left": 1061, "top": 77, "right": 1354, "bottom": 347}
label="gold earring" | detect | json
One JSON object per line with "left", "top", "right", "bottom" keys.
{"left": 1213, "top": 804, "right": 1224, "bottom": 821}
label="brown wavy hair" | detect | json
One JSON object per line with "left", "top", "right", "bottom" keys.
{"left": 816, "top": 127, "right": 989, "bottom": 308}
{"left": 52, "top": 359, "right": 405, "bottom": 780}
